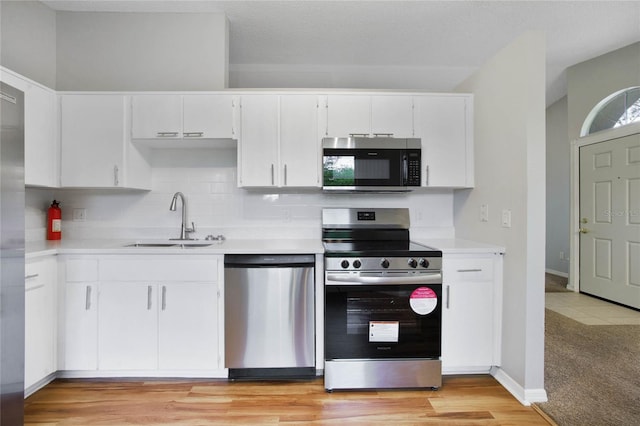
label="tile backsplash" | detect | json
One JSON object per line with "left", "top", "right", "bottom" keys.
{"left": 26, "top": 149, "right": 455, "bottom": 241}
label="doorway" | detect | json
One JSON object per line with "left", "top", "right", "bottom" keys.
{"left": 578, "top": 133, "right": 640, "bottom": 309}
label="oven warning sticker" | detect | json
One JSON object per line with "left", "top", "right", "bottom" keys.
{"left": 410, "top": 287, "right": 438, "bottom": 315}
{"left": 369, "top": 321, "right": 399, "bottom": 343}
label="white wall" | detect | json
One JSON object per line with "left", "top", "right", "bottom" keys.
{"left": 545, "top": 96, "right": 570, "bottom": 275}
{"left": 0, "top": 0, "right": 56, "bottom": 88}
{"left": 56, "top": 11, "right": 229, "bottom": 90}
{"left": 454, "top": 32, "right": 547, "bottom": 403}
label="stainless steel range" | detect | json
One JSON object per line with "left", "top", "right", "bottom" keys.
{"left": 322, "top": 208, "right": 443, "bottom": 391}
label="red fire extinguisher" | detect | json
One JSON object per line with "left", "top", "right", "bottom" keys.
{"left": 47, "top": 200, "right": 62, "bottom": 240}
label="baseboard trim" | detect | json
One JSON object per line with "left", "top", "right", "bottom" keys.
{"left": 490, "top": 366, "right": 548, "bottom": 406}
{"left": 545, "top": 269, "right": 568, "bottom": 278}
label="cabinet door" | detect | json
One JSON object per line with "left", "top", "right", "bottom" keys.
{"left": 441, "top": 256, "right": 495, "bottom": 371}
{"left": 371, "top": 95, "right": 414, "bottom": 138}
{"left": 25, "top": 84, "right": 57, "bottom": 187}
{"left": 238, "top": 95, "right": 279, "bottom": 187}
{"left": 280, "top": 95, "right": 320, "bottom": 187}
{"left": 64, "top": 282, "right": 98, "bottom": 370}
{"left": 414, "top": 96, "right": 472, "bottom": 187}
{"left": 24, "top": 258, "right": 56, "bottom": 389}
{"left": 158, "top": 283, "right": 219, "bottom": 370}
{"left": 131, "top": 95, "right": 182, "bottom": 139}
{"left": 325, "top": 95, "right": 370, "bottom": 137}
{"left": 183, "top": 95, "right": 235, "bottom": 139}
{"left": 98, "top": 282, "right": 158, "bottom": 370}
{"left": 60, "top": 95, "right": 125, "bottom": 187}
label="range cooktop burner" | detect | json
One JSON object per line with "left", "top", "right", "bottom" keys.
{"left": 323, "top": 240, "right": 440, "bottom": 258}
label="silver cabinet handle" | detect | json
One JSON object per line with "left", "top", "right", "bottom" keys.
{"left": 114, "top": 165, "right": 119, "bottom": 186}
{"left": 426, "top": 165, "right": 430, "bottom": 186}
{"left": 284, "top": 164, "right": 288, "bottom": 186}
{"left": 446, "top": 285, "right": 450, "bottom": 309}
{"left": 183, "top": 132, "right": 204, "bottom": 138}
{"left": 157, "top": 132, "right": 179, "bottom": 137}
{"left": 85, "top": 285, "right": 92, "bottom": 311}
{"left": 271, "top": 164, "right": 275, "bottom": 186}
{"left": 162, "top": 285, "right": 167, "bottom": 311}
{"left": 457, "top": 269, "right": 483, "bottom": 273}
{"left": 147, "top": 285, "right": 153, "bottom": 310}
{"left": 25, "top": 274, "right": 39, "bottom": 280}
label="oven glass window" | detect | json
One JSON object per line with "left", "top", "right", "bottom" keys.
{"left": 325, "top": 284, "right": 442, "bottom": 359}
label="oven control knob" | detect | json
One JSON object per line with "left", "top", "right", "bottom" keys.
{"left": 419, "top": 258, "right": 430, "bottom": 268}
{"left": 353, "top": 259, "right": 362, "bottom": 269}
{"left": 340, "top": 260, "right": 350, "bottom": 269}
{"left": 407, "top": 258, "right": 418, "bottom": 268}
{"left": 380, "top": 258, "right": 390, "bottom": 268}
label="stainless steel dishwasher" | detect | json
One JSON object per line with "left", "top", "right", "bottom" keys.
{"left": 224, "top": 254, "right": 315, "bottom": 380}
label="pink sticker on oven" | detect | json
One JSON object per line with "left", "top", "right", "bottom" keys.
{"left": 409, "top": 287, "right": 437, "bottom": 315}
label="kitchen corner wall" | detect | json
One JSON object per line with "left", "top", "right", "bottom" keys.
{"left": 26, "top": 149, "right": 455, "bottom": 241}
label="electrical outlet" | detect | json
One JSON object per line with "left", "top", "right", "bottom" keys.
{"left": 72, "top": 208, "right": 87, "bottom": 222}
{"left": 560, "top": 251, "right": 565, "bottom": 260}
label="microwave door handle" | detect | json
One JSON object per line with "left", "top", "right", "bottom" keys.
{"left": 402, "top": 154, "right": 408, "bottom": 185}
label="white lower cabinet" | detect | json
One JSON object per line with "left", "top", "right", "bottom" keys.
{"left": 61, "top": 255, "right": 223, "bottom": 377}
{"left": 158, "top": 282, "right": 219, "bottom": 370}
{"left": 441, "top": 253, "right": 502, "bottom": 373}
{"left": 24, "top": 256, "right": 57, "bottom": 392}
{"left": 98, "top": 282, "right": 158, "bottom": 371}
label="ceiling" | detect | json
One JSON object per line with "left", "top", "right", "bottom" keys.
{"left": 41, "top": 1, "right": 640, "bottom": 105}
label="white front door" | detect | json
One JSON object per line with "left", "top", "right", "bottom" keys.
{"left": 579, "top": 134, "right": 640, "bottom": 309}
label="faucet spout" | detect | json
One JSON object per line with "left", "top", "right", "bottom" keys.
{"left": 169, "top": 192, "right": 195, "bottom": 240}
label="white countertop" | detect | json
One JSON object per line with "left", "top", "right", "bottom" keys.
{"left": 415, "top": 238, "right": 505, "bottom": 255}
{"left": 26, "top": 237, "right": 503, "bottom": 258}
{"left": 26, "top": 238, "right": 325, "bottom": 258}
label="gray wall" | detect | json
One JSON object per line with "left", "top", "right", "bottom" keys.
{"left": 0, "top": 0, "right": 56, "bottom": 88}
{"left": 545, "top": 96, "right": 570, "bottom": 275}
{"left": 56, "top": 11, "right": 228, "bottom": 91}
{"left": 455, "top": 32, "right": 547, "bottom": 400}
{"left": 567, "top": 42, "right": 640, "bottom": 141}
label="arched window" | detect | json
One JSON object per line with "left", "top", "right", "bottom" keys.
{"left": 581, "top": 87, "right": 640, "bottom": 136}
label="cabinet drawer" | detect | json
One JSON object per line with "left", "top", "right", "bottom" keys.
{"left": 25, "top": 260, "right": 48, "bottom": 291}
{"left": 66, "top": 259, "right": 99, "bottom": 282}
{"left": 443, "top": 258, "right": 494, "bottom": 282}
{"left": 99, "top": 256, "right": 218, "bottom": 282}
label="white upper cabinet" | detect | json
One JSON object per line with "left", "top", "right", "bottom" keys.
{"left": 131, "top": 95, "right": 182, "bottom": 139}
{"left": 414, "top": 95, "right": 474, "bottom": 188}
{"left": 323, "top": 94, "right": 414, "bottom": 138}
{"left": 238, "top": 94, "right": 320, "bottom": 188}
{"left": 279, "top": 95, "right": 320, "bottom": 187}
{"left": 0, "top": 69, "right": 58, "bottom": 187}
{"left": 131, "top": 94, "right": 236, "bottom": 141}
{"left": 60, "top": 94, "right": 151, "bottom": 189}
{"left": 238, "top": 95, "right": 280, "bottom": 187}
{"left": 371, "top": 95, "right": 414, "bottom": 137}
{"left": 324, "top": 95, "right": 370, "bottom": 137}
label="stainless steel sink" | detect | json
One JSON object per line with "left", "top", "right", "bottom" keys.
{"left": 124, "top": 241, "right": 214, "bottom": 248}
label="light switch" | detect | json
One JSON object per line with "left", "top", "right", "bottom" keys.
{"left": 480, "top": 204, "right": 489, "bottom": 222}
{"left": 501, "top": 209, "right": 511, "bottom": 228}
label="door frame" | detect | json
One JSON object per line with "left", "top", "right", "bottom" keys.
{"left": 569, "top": 121, "right": 640, "bottom": 292}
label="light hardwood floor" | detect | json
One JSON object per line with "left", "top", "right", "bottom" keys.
{"left": 25, "top": 375, "right": 552, "bottom": 425}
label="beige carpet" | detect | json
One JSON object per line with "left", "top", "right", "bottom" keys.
{"left": 537, "top": 309, "right": 640, "bottom": 425}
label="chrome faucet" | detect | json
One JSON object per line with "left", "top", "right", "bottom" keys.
{"left": 169, "top": 192, "right": 195, "bottom": 240}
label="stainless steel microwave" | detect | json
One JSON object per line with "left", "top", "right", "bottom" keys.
{"left": 322, "top": 137, "right": 422, "bottom": 192}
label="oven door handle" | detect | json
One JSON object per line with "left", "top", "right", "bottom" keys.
{"left": 325, "top": 272, "right": 442, "bottom": 285}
